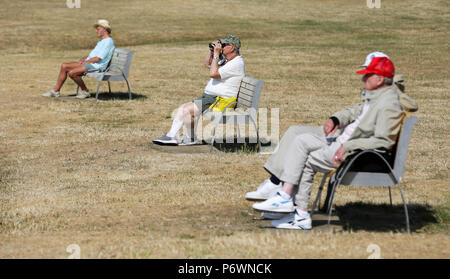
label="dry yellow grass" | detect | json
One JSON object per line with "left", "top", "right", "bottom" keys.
{"left": 0, "top": 0, "right": 449, "bottom": 258}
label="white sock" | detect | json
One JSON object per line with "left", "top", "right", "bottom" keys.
{"left": 167, "top": 119, "right": 183, "bottom": 138}
{"left": 278, "top": 191, "right": 291, "bottom": 200}
{"left": 296, "top": 208, "right": 310, "bottom": 218}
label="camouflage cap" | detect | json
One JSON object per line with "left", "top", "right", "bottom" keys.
{"left": 221, "top": 35, "right": 241, "bottom": 49}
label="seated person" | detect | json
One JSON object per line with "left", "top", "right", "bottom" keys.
{"left": 250, "top": 57, "right": 407, "bottom": 230}
{"left": 245, "top": 52, "right": 418, "bottom": 202}
{"left": 43, "top": 19, "right": 115, "bottom": 99}
{"left": 152, "top": 35, "right": 245, "bottom": 146}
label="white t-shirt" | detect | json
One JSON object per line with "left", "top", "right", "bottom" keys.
{"left": 204, "top": 56, "right": 245, "bottom": 98}
{"left": 337, "top": 101, "right": 371, "bottom": 144}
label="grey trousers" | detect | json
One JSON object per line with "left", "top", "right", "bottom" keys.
{"left": 264, "top": 125, "right": 340, "bottom": 209}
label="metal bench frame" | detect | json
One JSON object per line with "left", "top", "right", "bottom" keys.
{"left": 77, "top": 48, "right": 134, "bottom": 100}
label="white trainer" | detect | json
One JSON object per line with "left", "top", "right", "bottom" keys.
{"left": 252, "top": 193, "right": 295, "bottom": 213}
{"left": 42, "top": 89, "right": 60, "bottom": 97}
{"left": 178, "top": 134, "right": 201, "bottom": 146}
{"left": 261, "top": 212, "right": 290, "bottom": 220}
{"left": 245, "top": 179, "right": 282, "bottom": 201}
{"left": 76, "top": 90, "right": 90, "bottom": 99}
{"left": 271, "top": 211, "right": 312, "bottom": 230}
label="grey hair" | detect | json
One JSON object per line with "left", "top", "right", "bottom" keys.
{"left": 375, "top": 74, "right": 393, "bottom": 85}
{"left": 233, "top": 47, "right": 240, "bottom": 55}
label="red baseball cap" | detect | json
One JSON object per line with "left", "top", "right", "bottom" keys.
{"left": 356, "top": 57, "right": 395, "bottom": 78}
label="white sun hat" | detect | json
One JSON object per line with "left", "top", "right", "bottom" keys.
{"left": 94, "top": 19, "right": 111, "bottom": 32}
{"left": 361, "top": 51, "right": 390, "bottom": 67}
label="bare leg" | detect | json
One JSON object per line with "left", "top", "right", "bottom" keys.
{"left": 54, "top": 62, "right": 81, "bottom": 91}
{"left": 180, "top": 102, "right": 200, "bottom": 137}
{"left": 68, "top": 66, "right": 89, "bottom": 92}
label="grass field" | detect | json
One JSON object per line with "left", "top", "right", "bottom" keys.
{"left": 0, "top": 0, "right": 449, "bottom": 258}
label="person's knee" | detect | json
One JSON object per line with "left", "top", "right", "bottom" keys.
{"left": 68, "top": 70, "right": 77, "bottom": 78}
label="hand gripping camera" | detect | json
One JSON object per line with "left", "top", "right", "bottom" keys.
{"left": 209, "top": 40, "right": 225, "bottom": 64}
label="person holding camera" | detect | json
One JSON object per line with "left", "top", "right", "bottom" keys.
{"left": 153, "top": 35, "right": 245, "bottom": 145}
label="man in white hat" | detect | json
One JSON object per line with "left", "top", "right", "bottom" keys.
{"left": 43, "top": 19, "right": 115, "bottom": 99}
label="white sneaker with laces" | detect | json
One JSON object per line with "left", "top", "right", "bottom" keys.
{"left": 245, "top": 179, "right": 282, "bottom": 201}
{"left": 252, "top": 192, "right": 294, "bottom": 213}
{"left": 271, "top": 211, "right": 312, "bottom": 230}
{"left": 42, "top": 89, "right": 60, "bottom": 97}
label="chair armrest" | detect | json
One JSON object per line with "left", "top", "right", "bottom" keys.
{"left": 336, "top": 149, "right": 396, "bottom": 181}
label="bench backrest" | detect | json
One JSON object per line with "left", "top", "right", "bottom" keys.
{"left": 109, "top": 48, "right": 134, "bottom": 77}
{"left": 236, "top": 76, "right": 264, "bottom": 111}
{"left": 392, "top": 115, "right": 418, "bottom": 180}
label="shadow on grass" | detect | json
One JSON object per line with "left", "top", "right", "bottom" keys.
{"left": 210, "top": 137, "right": 272, "bottom": 153}
{"left": 94, "top": 91, "right": 147, "bottom": 101}
{"left": 334, "top": 202, "right": 441, "bottom": 233}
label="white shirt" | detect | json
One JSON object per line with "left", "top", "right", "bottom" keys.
{"left": 337, "top": 101, "right": 371, "bottom": 144}
{"left": 204, "top": 56, "right": 245, "bottom": 98}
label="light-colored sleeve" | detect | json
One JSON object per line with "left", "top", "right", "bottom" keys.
{"left": 95, "top": 39, "right": 114, "bottom": 60}
{"left": 332, "top": 103, "right": 363, "bottom": 128}
{"left": 219, "top": 59, "right": 245, "bottom": 80}
{"left": 342, "top": 106, "right": 404, "bottom": 153}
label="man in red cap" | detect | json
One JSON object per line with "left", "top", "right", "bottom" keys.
{"left": 250, "top": 57, "right": 405, "bottom": 230}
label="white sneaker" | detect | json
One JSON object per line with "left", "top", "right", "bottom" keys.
{"left": 42, "top": 89, "right": 60, "bottom": 97}
{"left": 152, "top": 134, "right": 178, "bottom": 145}
{"left": 261, "top": 212, "right": 290, "bottom": 220}
{"left": 178, "top": 134, "right": 200, "bottom": 146}
{"left": 245, "top": 179, "right": 282, "bottom": 201}
{"left": 76, "top": 90, "right": 90, "bottom": 99}
{"left": 252, "top": 192, "right": 295, "bottom": 213}
{"left": 271, "top": 211, "right": 312, "bottom": 230}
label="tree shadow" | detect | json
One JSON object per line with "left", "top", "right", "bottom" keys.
{"left": 334, "top": 202, "right": 438, "bottom": 233}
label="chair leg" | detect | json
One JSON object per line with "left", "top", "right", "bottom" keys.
{"left": 108, "top": 81, "right": 111, "bottom": 94}
{"left": 124, "top": 78, "right": 131, "bottom": 100}
{"left": 210, "top": 123, "right": 219, "bottom": 152}
{"left": 327, "top": 182, "right": 339, "bottom": 231}
{"left": 95, "top": 80, "right": 103, "bottom": 100}
{"left": 397, "top": 182, "right": 411, "bottom": 234}
{"left": 388, "top": 187, "right": 393, "bottom": 206}
{"left": 311, "top": 172, "right": 329, "bottom": 218}
{"left": 249, "top": 118, "right": 261, "bottom": 152}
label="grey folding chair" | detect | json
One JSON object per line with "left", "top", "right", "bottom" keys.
{"left": 203, "top": 76, "right": 264, "bottom": 152}
{"left": 77, "top": 48, "right": 135, "bottom": 100}
{"left": 314, "top": 115, "right": 418, "bottom": 234}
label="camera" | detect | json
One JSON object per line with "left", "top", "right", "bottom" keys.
{"left": 209, "top": 40, "right": 223, "bottom": 52}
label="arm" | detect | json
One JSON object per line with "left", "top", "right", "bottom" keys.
{"left": 204, "top": 51, "right": 213, "bottom": 68}
{"left": 209, "top": 41, "right": 222, "bottom": 79}
{"left": 332, "top": 102, "right": 364, "bottom": 128}
{"left": 323, "top": 117, "right": 340, "bottom": 136}
{"left": 82, "top": 57, "right": 101, "bottom": 64}
{"left": 342, "top": 106, "right": 403, "bottom": 154}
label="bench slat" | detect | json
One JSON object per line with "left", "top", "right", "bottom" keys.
{"left": 238, "top": 93, "right": 253, "bottom": 103}
{"left": 238, "top": 98, "right": 253, "bottom": 108}
{"left": 239, "top": 87, "right": 255, "bottom": 97}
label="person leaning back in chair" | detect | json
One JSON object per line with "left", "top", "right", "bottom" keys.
{"left": 249, "top": 57, "right": 408, "bottom": 230}
{"left": 245, "top": 52, "right": 418, "bottom": 203}
{"left": 152, "top": 35, "right": 245, "bottom": 146}
{"left": 43, "top": 19, "right": 115, "bottom": 99}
